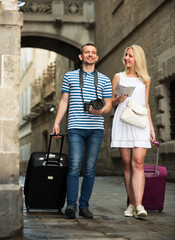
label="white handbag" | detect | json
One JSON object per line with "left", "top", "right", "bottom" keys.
{"left": 120, "top": 100, "right": 148, "bottom": 128}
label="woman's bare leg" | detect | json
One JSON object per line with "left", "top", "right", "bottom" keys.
{"left": 132, "top": 147, "right": 147, "bottom": 206}
{"left": 119, "top": 148, "right": 135, "bottom": 205}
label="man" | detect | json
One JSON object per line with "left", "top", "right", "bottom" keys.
{"left": 53, "top": 43, "right": 112, "bottom": 219}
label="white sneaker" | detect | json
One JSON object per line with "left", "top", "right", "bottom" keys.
{"left": 135, "top": 205, "right": 147, "bottom": 218}
{"left": 124, "top": 204, "right": 135, "bottom": 217}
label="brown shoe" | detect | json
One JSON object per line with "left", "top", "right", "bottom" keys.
{"left": 79, "top": 208, "right": 93, "bottom": 219}
{"left": 65, "top": 206, "right": 76, "bottom": 219}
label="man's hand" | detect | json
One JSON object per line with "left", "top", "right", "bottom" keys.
{"left": 88, "top": 105, "right": 103, "bottom": 115}
{"left": 52, "top": 123, "right": 62, "bottom": 138}
{"left": 52, "top": 92, "right": 69, "bottom": 138}
{"left": 89, "top": 98, "right": 112, "bottom": 115}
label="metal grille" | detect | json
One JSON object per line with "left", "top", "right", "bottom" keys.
{"left": 170, "top": 81, "right": 175, "bottom": 139}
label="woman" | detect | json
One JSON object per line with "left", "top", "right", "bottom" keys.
{"left": 111, "top": 45, "right": 156, "bottom": 218}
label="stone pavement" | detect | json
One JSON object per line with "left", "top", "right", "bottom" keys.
{"left": 18, "top": 176, "right": 175, "bottom": 240}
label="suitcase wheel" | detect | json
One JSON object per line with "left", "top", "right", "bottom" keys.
{"left": 159, "top": 209, "right": 162, "bottom": 212}
{"left": 58, "top": 208, "right": 62, "bottom": 213}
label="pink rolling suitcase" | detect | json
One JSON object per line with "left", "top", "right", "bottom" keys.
{"left": 142, "top": 141, "right": 167, "bottom": 212}
{"left": 127, "top": 141, "right": 167, "bottom": 211}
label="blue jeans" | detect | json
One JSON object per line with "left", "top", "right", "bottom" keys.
{"left": 67, "top": 129, "right": 104, "bottom": 210}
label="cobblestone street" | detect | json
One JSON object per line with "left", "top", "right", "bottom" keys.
{"left": 18, "top": 176, "right": 175, "bottom": 240}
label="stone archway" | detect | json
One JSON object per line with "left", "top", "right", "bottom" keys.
{"left": 20, "top": 0, "right": 95, "bottom": 59}
{"left": 21, "top": 35, "right": 81, "bottom": 68}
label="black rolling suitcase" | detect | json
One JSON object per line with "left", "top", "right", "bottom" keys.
{"left": 24, "top": 133, "right": 68, "bottom": 212}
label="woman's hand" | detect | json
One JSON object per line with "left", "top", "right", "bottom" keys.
{"left": 117, "top": 94, "right": 128, "bottom": 103}
{"left": 150, "top": 130, "right": 156, "bottom": 143}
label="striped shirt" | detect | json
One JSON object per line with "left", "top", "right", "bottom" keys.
{"left": 61, "top": 69, "right": 112, "bottom": 130}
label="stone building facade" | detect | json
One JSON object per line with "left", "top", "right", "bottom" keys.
{"left": 19, "top": 48, "right": 73, "bottom": 175}
{"left": 94, "top": 0, "right": 175, "bottom": 180}
{"left": 19, "top": 48, "right": 57, "bottom": 174}
{"left": 29, "top": 54, "right": 73, "bottom": 160}
{"left": 0, "top": 0, "right": 23, "bottom": 238}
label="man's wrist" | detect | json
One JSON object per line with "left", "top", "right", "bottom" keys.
{"left": 100, "top": 108, "right": 105, "bottom": 115}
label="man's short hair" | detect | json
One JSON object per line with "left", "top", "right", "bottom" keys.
{"left": 80, "top": 43, "right": 97, "bottom": 54}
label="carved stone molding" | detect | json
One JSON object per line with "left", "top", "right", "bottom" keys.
{"left": 19, "top": 1, "right": 52, "bottom": 14}
{"left": 19, "top": 0, "right": 84, "bottom": 15}
{"left": 19, "top": 0, "right": 95, "bottom": 27}
{"left": 64, "top": 1, "right": 83, "bottom": 15}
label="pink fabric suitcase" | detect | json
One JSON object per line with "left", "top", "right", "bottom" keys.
{"left": 142, "top": 141, "right": 167, "bottom": 211}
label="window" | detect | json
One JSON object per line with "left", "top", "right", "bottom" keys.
{"left": 20, "top": 48, "right": 33, "bottom": 78}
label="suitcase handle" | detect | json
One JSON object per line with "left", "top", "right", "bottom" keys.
{"left": 46, "top": 133, "right": 65, "bottom": 165}
{"left": 151, "top": 141, "right": 160, "bottom": 176}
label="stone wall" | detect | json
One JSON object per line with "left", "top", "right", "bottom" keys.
{"left": 94, "top": 0, "right": 175, "bottom": 180}
{"left": 0, "top": 0, "right": 23, "bottom": 238}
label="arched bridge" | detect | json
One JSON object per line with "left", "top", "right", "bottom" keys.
{"left": 19, "top": 0, "right": 95, "bottom": 67}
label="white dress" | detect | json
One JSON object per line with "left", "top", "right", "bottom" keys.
{"left": 111, "top": 72, "right": 151, "bottom": 148}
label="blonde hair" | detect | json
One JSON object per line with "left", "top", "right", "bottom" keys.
{"left": 122, "top": 45, "right": 150, "bottom": 85}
